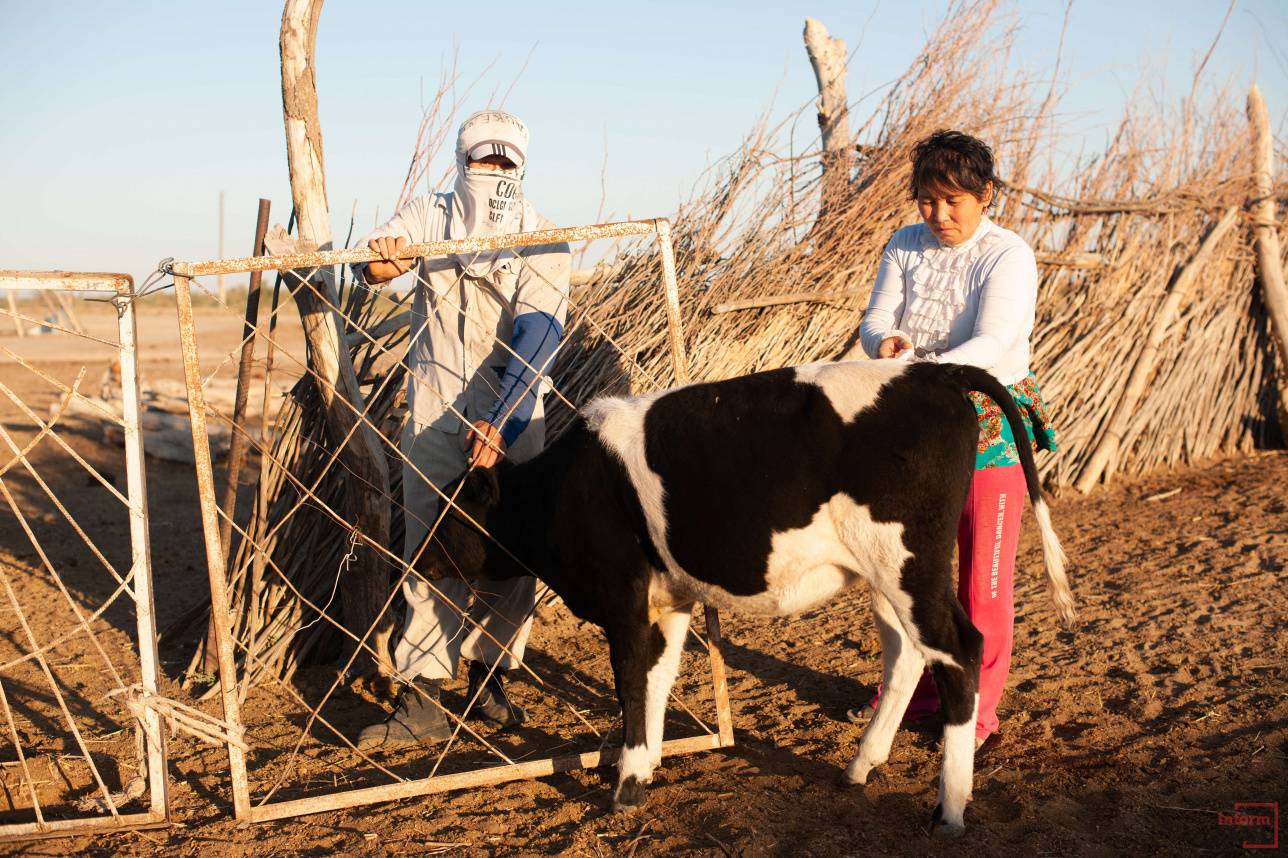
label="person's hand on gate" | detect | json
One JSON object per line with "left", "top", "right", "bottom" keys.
{"left": 878, "top": 335, "right": 914, "bottom": 359}
{"left": 464, "top": 420, "right": 507, "bottom": 469}
{"left": 365, "top": 236, "right": 411, "bottom": 284}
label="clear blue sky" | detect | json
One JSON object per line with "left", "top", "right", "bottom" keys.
{"left": 0, "top": 1, "right": 1283, "bottom": 282}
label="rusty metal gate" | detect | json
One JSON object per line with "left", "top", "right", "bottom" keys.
{"left": 0, "top": 271, "right": 169, "bottom": 841}
{"left": 167, "top": 217, "right": 735, "bottom": 823}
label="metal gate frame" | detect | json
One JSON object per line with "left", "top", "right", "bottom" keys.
{"left": 0, "top": 271, "right": 169, "bottom": 841}
{"left": 168, "top": 217, "right": 736, "bottom": 823}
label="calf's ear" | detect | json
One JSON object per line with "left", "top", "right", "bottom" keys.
{"left": 466, "top": 465, "right": 501, "bottom": 508}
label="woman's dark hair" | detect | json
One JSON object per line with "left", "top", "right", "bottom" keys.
{"left": 910, "top": 130, "right": 998, "bottom": 204}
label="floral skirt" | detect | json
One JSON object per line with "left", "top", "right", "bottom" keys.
{"left": 967, "top": 372, "right": 1057, "bottom": 470}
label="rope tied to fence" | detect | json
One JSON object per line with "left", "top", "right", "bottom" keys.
{"left": 106, "top": 684, "right": 250, "bottom": 753}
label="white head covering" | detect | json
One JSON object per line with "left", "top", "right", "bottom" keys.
{"left": 449, "top": 111, "right": 530, "bottom": 277}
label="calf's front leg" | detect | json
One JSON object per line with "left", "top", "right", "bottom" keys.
{"left": 607, "top": 616, "right": 654, "bottom": 812}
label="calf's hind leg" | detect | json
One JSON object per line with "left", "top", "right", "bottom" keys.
{"left": 921, "top": 599, "right": 983, "bottom": 837}
{"left": 645, "top": 605, "right": 694, "bottom": 768}
{"left": 843, "top": 589, "right": 925, "bottom": 786}
{"left": 609, "top": 604, "right": 693, "bottom": 811}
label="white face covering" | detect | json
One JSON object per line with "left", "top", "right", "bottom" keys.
{"left": 449, "top": 166, "right": 524, "bottom": 277}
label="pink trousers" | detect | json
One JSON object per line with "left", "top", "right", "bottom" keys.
{"left": 870, "top": 463, "right": 1027, "bottom": 739}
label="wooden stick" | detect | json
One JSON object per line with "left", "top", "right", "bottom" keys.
{"left": 711, "top": 289, "right": 862, "bottom": 315}
{"left": 702, "top": 605, "right": 736, "bottom": 747}
{"left": 656, "top": 220, "right": 689, "bottom": 386}
{"left": 4, "top": 292, "right": 21, "bottom": 337}
{"left": 1074, "top": 206, "right": 1240, "bottom": 492}
{"left": 0, "top": 677, "right": 44, "bottom": 828}
{"left": 53, "top": 291, "right": 84, "bottom": 335}
{"left": 710, "top": 251, "right": 1103, "bottom": 315}
{"left": 345, "top": 310, "right": 409, "bottom": 345}
{"left": 570, "top": 262, "right": 624, "bottom": 287}
{"left": 1003, "top": 180, "right": 1208, "bottom": 215}
{"left": 1246, "top": 85, "right": 1288, "bottom": 372}
{"left": 247, "top": 733, "right": 722, "bottom": 824}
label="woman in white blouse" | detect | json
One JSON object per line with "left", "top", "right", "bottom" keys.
{"left": 853, "top": 130, "right": 1056, "bottom": 750}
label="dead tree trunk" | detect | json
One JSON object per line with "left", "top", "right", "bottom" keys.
{"left": 280, "top": 0, "right": 393, "bottom": 676}
{"left": 1247, "top": 84, "right": 1288, "bottom": 418}
{"left": 803, "top": 17, "right": 852, "bottom": 241}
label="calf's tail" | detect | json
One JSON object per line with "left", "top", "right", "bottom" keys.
{"left": 943, "top": 364, "right": 1075, "bottom": 627}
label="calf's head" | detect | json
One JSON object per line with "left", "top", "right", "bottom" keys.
{"left": 410, "top": 466, "right": 511, "bottom": 582}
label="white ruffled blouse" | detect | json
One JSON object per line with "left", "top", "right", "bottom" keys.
{"left": 858, "top": 217, "right": 1038, "bottom": 385}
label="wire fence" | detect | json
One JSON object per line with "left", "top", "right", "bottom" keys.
{"left": 166, "top": 218, "right": 734, "bottom": 823}
{"left": 0, "top": 272, "right": 169, "bottom": 842}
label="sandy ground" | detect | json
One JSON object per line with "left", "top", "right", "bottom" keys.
{"left": 0, "top": 298, "right": 1283, "bottom": 856}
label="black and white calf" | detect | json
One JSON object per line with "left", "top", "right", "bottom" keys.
{"left": 415, "top": 359, "right": 1074, "bottom": 835}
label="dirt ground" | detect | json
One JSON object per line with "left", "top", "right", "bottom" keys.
{"left": 0, "top": 299, "right": 1283, "bottom": 856}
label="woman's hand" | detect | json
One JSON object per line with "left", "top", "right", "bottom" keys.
{"left": 365, "top": 236, "right": 411, "bottom": 283}
{"left": 464, "top": 420, "right": 507, "bottom": 469}
{"left": 878, "top": 335, "right": 913, "bottom": 359}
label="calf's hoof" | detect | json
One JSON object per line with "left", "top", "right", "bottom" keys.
{"left": 840, "top": 759, "right": 877, "bottom": 786}
{"left": 610, "top": 776, "right": 646, "bottom": 813}
{"left": 927, "top": 804, "right": 965, "bottom": 838}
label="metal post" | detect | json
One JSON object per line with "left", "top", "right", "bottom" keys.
{"left": 205, "top": 199, "right": 271, "bottom": 680}
{"left": 168, "top": 218, "right": 660, "bottom": 278}
{"left": 702, "top": 605, "right": 736, "bottom": 747}
{"left": 172, "top": 274, "right": 252, "bottom": 820}
{"left": 218, "top": 198, "right": 271, "bottom": 557}
{"left": 654, "top": 219, "right": 736, "bottom": 748}
{"left": 114, "top": 279, "right": 170, "bottom": 819}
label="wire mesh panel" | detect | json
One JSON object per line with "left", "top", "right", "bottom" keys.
{"left": 167, "top": 218, "right": 734, "bottom": 823}
{"left": 0, "top": 272, "right": 168, "bottom": 841}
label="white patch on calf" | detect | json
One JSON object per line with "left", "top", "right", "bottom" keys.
{"left": 845, "top": 590, "right": 926, "bottom": 785}
{"left": 635, "top": 495, "right": 864, "bottom": 616}
{"left": 936, "top": 692, "right": 980, "bottom": 833}
{"left": 828, "top": 495, "right": 959, "bottom": 669}
{"left": 793, "top": 359, "right": 906, "bottom": 423}
{"left": 645, "top": 608, "right": 692, "bottom": 767}
{"left": 763, "top": 503, "right": 860, "bottom": 614}
{"left": 618, "top": 743, "right": 651, "bottom": 785}
{"left": 584, "top": 392, "right": 681, "bottom": 577}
